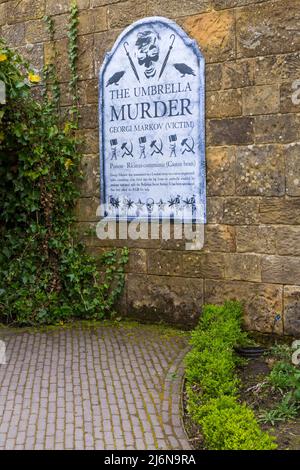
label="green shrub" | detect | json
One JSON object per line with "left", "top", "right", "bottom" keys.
{"left": 200, "top": 397, "right": 277, "bottom": 450}
{"left": 185, "top": 301, "right": 277, "bottom": 450}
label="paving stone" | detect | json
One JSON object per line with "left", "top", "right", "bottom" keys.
{"left": 0, "top": 325, "right": 190, "bottom": 450}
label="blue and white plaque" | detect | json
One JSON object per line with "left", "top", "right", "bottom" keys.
{"left": 99, "top": 17, "right": 206, "bottom": 222}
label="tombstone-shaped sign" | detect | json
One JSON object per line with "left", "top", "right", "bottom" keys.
{"left": 99, "top": 17, "right": 205, "bottom": 222}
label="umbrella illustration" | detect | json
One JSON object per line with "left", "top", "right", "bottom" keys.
{"left": 123, "top": 41, "right": 140, "bottom": 83}
{"left": 158, "top": 34, "right": 175, "bottom": 80}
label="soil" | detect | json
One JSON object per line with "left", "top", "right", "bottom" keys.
{"left": 183, "top": 349, "right": 300, "bottom": 450}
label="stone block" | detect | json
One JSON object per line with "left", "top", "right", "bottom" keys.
{"left": 254, "top": 53, "right": 300, "bottom": 86}
{"left": 225, "top": 253, "right": 261, "bottom": 282}
{"left": 207, "top": 117, "right": 254, "bottom": 146}
{"left": 1, "top": 0, "right": 45, "bottom": 24}
{"left": 182, "top": 252, "right": 225, "bottom": 279}
{"left": 108, "top": 0, "right": 147, "bottom": 29}
{"left": 206, "top": 197, "right": 224, "bottom": 224}
{"left": 281, "top": 53, "right": 300, "bottom": 81}
{"left": 223, "top": 197, "right": 260, "bottom": 225}
{"left": 79, "top": 155, "right": 99, "bottom": 197}
{"left": 254, "top": 114, "right": 300, "bottom": 144}
{"left": 1, "top": 23, "right": 25, "bottom": 46}
{"left": 46, "top": 0, "right": 71, "bottom": 16}
{"left": 52, "top": 14, "right": 69, "bottom": 40}
{"left": 205, "top": 279, "right": 283, "bottom": 333}
{"left": 276, "top": 226, "right": 300, "bottom": 256}
{"left": 78, "top": 7, "right": 107, "bottom": 35}
{"left": 242, "top": 85, "right": 280, "bottom": 115}
{"left": 262, "top": 255, "right": 300, "bottom": 285}
{"left": 285, "top": 143, "right": 300, "bottom": 197}
{"left": 127, "top": 274, "right": 204, "bottom": 327}
{"left": 206, "top": 146, "right": 235, "bottom": 196}
{"left": 254, "top": 55, "right": 283, "bottom": 85}
{"left": 77, "top": 129, "right": 99, "bottom": 154}
{"left": 91, "top": 0, "right": 119, "bottom": 6}
{"left": 59, "top": 82, "right": 73, "bottom": 107}
{"left": 259, "top": 198, "right": 300, "bottom": 224}
{"left": 236, "top": 0, "right": 300, "bottom": 57}
{"left": 44, "top": 38, "right": 70, "bottom": 83}
{"left": 75, "top": 197, "right": 100, "bottom": 222}
{"left": 78, "top": 105, "right": 98, "bottom": 129}
{"left": 184, "top": 9, "right": 235, "bottom": 62}
{"left": 127, "top": 249, "right": 147, "bottom": 274}
{"left": 148, "top": 250, "right": 182, "bottom": 276}
{"left": 148, "top": 0, "right": 211, "bottom": 18}
{"left": 212, "top": 0, "right": 269, "bottom": 8}
{"left": 280, "top": 82, "right": 300, "bottom": 114}
{"left": 17, "top": 43, "right": 44, "bottom": 72}
{"left": 206, "top": 89, "right": 242, "bottom": 118}
{"left": 204, "top": 224, "right": 236, "bottom": 252}
{"left": 77, "top": 34, "right": 95, "bottom": 80}
{"left": 284, "top": 285, "right": 300, "bottom": 336}
{"left": 236, "top": 145, "right": 285, "bottom": 196}
{"left": 94, "top": 29, "right": 120, "bottom": 76}
{"left": 25, "top": 19, "right": 50, "bottom": 44}
{"left": 222, "top": 59, "right": 254, "bottom": 89}
{"left": 206, "top": 63, "right": 222, "bottom": 91}
{"left": 78, "top": 80, "right": 98, "bottom": 105}
{"left": 236, "top": 225, "right": 276, "bottom": 254}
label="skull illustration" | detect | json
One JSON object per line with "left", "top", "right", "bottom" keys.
{"left": 136, "top": 31, "right": 160, "bottom": 79}
{"left": 146, "top": 198, "right": 155, "bottom": 213}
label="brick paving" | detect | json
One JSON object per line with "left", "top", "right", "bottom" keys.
{"left": 0, "top": 323, "right": 190, "bottom": 450}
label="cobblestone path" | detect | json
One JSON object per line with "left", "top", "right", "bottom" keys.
{"left": 0, "top": 323, "right": 190, "bottom": 450}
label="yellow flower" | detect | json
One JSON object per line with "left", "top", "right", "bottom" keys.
{"left": 64, "top": 122, "right": 72, "bottom": 135}
{"left": 0, "top": 53, "right": 7, "bottom": 62}
{"left": 64, "top": 158, "right": 74, "bottom": 170}
{"left": 28, "top": 72, "right": 41, "bottom": 83}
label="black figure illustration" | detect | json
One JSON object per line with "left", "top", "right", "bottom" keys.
{"left": 181, "top": 137, "right": 195, "bottom": 154}
{"left": 139, "top": 136, "right": 147, "bottom": 159}
{"left": 123, "top": 42, "right": 140, "bottom": 82}
{"left": 169, "top": 134, "right": 177, "bottom": 158}
{"left": 146, "top": 198, "right": 155, "bottom": 213}
{"left": 121, "top": 141, "right": 134, "bottom": 158}
{"left": 158, "top": 198, "right": 166, "bottom": 211}
{"left": 159, "top": 34, "right": 175, "bottom": 80}
{"left": 109, "top": 196, "right": 120, "bottom": 209}
{"left": 135, "top": 30, "right": 160, "bottom": 79}
{"left": 168, "top": 196, "right": 176, "bottom": 208}
{"left": 150, "top": 138, "right": 163, "bottom": 156}
{"left": 110, "top": 139, "right": 118, "bottom": 160}
{"left": 125, "top": 198, "right": 134, "bottom": 209}
{"left": 173, "top": 63, "right": 196, "bottom": 77}
{"left": 106, "top": 71, "right": 125, "bottom": 87}
{"left": 183, "top": 195, "right": 196, "bottom": 212}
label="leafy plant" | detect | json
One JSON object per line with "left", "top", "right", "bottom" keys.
{"left": 259, "top": 349, "right": 300, "bottom": 424}
{"left": 0, "top": 4, "right": 128, "bottom": 326}
{"left": 259, "top": 394, "right": 300, "bottom": 426}
{"left": 185, "top": 302, "right": 277, "bottom": 450}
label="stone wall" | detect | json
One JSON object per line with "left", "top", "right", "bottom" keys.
{"left": 1, "top": 0, "right": 300, "bottom": 334}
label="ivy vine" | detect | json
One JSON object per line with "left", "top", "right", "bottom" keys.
{"left": 68, "top": 0, "right": 80, "bottom": 125}
{"left": 0, "top": 1, "right": 128, "bottom": 325}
